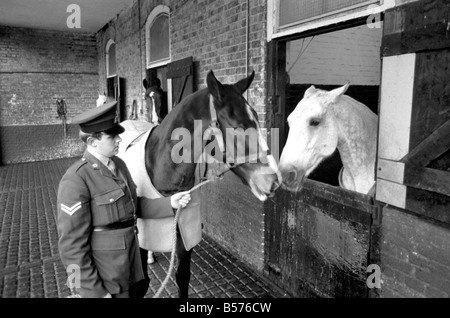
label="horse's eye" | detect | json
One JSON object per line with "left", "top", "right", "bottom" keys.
{"left": 310, "top": 119, "right": 321, "bottom": 127}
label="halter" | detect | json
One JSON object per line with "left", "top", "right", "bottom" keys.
{"left": 201, "top": 94, "right": 281, "bottom": 182}
{"left": 200, "top": 95, "right": 231, "bottom": 179}
{"left": 203, "top": 94, "right": 226, "bottom": 154}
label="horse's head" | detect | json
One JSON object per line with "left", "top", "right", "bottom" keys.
{"left": 96, "top": 94, "right": 108, "bottom": 107}
{"left": 143, "top": 75, "right": 167, "bottom": 123}
{"left": 279, "top": 83, "right": 349, "bottom": 192}
{"left": 206, "top": 71, "right": 281, "bottom": 201}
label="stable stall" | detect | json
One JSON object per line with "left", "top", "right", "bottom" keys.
{"left": 264, "top": 0, "right": 450, "bottom": 298}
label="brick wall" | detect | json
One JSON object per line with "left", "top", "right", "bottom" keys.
{"left": 97, "top": 1, "right": 148, "bottom": 122}
{"left": 200, "top": 173, "right": 266, "bottom": 271}
{"left": 97, "top": 0, "right": 268, "bottom": 126}
{"left": 0, "top": 125, "right": 84, "bottom": 164}
{"left": 0, "top": 26, "right": 98, "bottom": 164}
{"left": 380, "top": 207, "right": 450, "bottom": 297}
{"left": 96, "top": 0, "right": 269, "bottom": 271}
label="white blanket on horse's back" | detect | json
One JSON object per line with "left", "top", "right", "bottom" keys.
{"left": 117, "top": 121, "right": 202, "bottom": 252}
{"left": 118, "top": 120, "right": 155, "bottom": 153}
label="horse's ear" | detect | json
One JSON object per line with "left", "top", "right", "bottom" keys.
{"left": 329, "top": 82, "right": 350, "bottom": 102}
{"left": 207, "top": 70, "right": 224, "bottom": 101}
{"left": 143, "top": 79, "right": 149, "bottom": 89}
{"left": 235, "top": 71, "right": 255, "bottom": 94}
{"left": 305, "top": 85, "right": 316, "bottom": 97}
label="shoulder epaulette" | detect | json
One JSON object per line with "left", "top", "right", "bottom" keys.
{"left": 73, "top": 158, "right": 88, "bottom": 172}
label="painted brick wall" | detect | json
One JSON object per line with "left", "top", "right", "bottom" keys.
{"left": 379, "top": 207, "right": 450, "bottom": 298}
{"left": 0, "top": 26, "right": 98, "bottom": 164}
{"left": 287, "top": 24, "right": 382, "bottom": 86}
{"left": 96, "top": 0, "right": 269, "bottom": 271}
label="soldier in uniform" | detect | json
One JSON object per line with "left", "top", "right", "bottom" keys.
{"left": 57, "top": 101, "right": 190, "bottom": 298}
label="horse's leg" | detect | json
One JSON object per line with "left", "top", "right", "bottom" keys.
{"left": 175, "top": 228, "right": 192, "bottom": 298}
{"left": 147, "top": 251, "right": 155, "bottom": 264}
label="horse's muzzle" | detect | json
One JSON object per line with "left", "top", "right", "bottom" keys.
{"left": 281, "top": 168, "right": 305, "bottom": 192}
{"left": 284, "top": 169, "right": 297, "bottom": 186}
{"left": 270, "top": 179, "right": 281, "bottom": 194}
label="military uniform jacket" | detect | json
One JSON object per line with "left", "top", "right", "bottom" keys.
{"left": 57, "top": 150, "right": 174, "bottom": 298}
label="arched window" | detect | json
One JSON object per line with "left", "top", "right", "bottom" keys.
{"left": 106, "top": 39, "right": 116, "bottom": 78}
{"left": 146, "top": 5, "right": 171, "bottom": 68}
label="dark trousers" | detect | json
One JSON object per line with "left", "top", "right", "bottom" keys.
{"left": 112, "top": 248, "right": 150, "bottom": 298}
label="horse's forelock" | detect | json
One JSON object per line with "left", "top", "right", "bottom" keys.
{"left": 308, "top": 89, "right": 327, "bottom": 100}
{"left": 245, "top": 104, "right": 270, "bottom": 154}
{"left": 307, "top": 85, "right": 349, "bottom": 106}
{"left": 246, "top": 104, "right": 259, "bottom": 126}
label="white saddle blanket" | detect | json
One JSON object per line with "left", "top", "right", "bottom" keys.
{"left": 117, "top": 120, "right": 202, "bottom": 252}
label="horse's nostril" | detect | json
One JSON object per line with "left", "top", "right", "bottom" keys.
{"left": 270, "top": 180, "right": 280, "bottom": 193}
{"left": 284, "top": 170, "right": 297, "bottom": 185}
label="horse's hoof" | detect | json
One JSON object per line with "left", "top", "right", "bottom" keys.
{"left": 147, "top": 253, "right": 156, "bottom": 264}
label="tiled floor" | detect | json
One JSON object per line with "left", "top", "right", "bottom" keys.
{"left": 0, "top": 158, "right": 288, "bottom": 298}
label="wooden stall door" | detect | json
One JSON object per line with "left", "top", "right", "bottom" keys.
{"left": 265, "top": 180, "right": 377, "bottom": 298}
{"left": 167, "top": 56, "right": 194, "bottom": 109}
{"left": 106, "top": 75, "right": 126, "bottom": 122}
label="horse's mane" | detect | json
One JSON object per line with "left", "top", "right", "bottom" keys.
{"left": 152, "top": 87, "right": 209, "bottom": 139}
{"left": 331, "top": 94, "right": 378, "bottom": 193}
{"left": 335, "top": 95, "right": 378, "bottom": 132}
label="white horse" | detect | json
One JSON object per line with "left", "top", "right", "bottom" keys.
{"left": 279, "top": 83, "right": 378, "bottom": 195}
{"left": 96, "top": 94, "right": 108, "bottom": 107}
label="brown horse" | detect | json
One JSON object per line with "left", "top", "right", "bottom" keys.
{"left": 143, "top": 71, "right": 168, "bottom": 124}
{"left": 119, "top": 70, "right": 281, "bottom": 298}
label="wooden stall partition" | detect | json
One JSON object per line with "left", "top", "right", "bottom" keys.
{"left": 376, "top": 0, "right": 450, "bottom": 225}
{"left": 265, "top": 180, "right": 377, "bottom": 297}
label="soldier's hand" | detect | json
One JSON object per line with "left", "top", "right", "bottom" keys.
{"left": 170, "top": 191, "right": 191, "bottom": 209}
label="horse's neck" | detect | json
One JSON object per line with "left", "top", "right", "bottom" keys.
{"left": 146, "top": 92, "right": 212, "bottom": 193}
{"left": 332, "top": 96, "right": 377, "bottom": 193}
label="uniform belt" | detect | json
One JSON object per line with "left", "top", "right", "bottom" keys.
{"left": 93, "top": 219, "right": 135, "bottom": 232}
